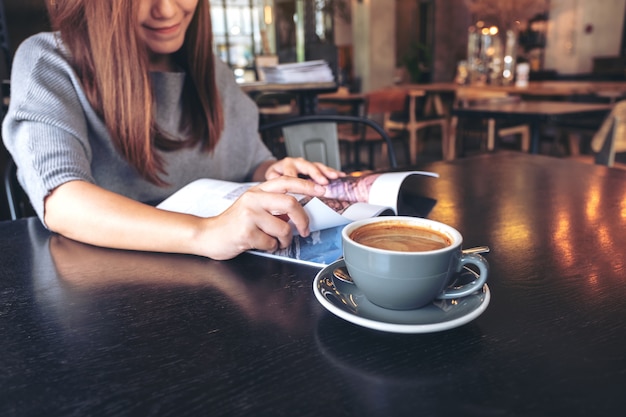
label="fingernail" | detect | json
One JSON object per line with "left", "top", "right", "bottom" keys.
{"left": 314, "top": 184, "right": 326, "bottom": 194}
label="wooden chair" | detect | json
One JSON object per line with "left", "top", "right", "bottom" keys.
{"left": 254, "top": 91, "right": 298, "bottom": 158}
{"left": 259, "top": 114, "right": 398, "bottom": 171}
{"left": 556, "top": 95, "right": 615, "bottom": 157}
{"left": 388, "top": 89, "right": 450, "bottom": 162}
{"left": 591, "top": 100, "right": 626, "bottom": 167}
{"left": 449, "top": 87, "right": 530, "bottom": 158}
{"left": 336, "top": 88, "right": 411, "bottom": 169}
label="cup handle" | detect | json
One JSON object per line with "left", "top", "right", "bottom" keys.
{"left": 437, "top": 253, "right": 489, "bottom": 299}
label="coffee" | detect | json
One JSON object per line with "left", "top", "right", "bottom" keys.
{"left": 349, "top": 221, "right": 451, "bottom": 252}
{"left": 342, "top": 216, "right": 489, "bottom": 310}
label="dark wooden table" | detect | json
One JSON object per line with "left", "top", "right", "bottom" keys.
{"left": 2, "top": 152, "right": 626, "bottom": 416}
{"left": 452, "top": 100, "right": 612, "bottom": 154}
{"left": 405, "top": 81, "right": 626, "bottom": 98}
{"left": 318, "top": 89, "right": 366, "bottom": 116}
{"left": 240, "top": 81, "right": 338, "bottom": 115}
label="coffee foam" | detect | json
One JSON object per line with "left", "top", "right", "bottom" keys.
{"left": 349, "top": 221, "right": 451, "bottom": 252}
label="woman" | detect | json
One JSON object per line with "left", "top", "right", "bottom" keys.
{"left": 2, "top": 0, "right": 342, "bottom": 260}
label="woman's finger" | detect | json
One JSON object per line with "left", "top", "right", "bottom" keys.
{"left": 256, "top": 175, "right": 326, "bottom": 197}
{"left": 255, "top": 214, "right": 295, "bottom": 249}
{"left": 306, "top": 161, "right": 344, "bottom": 184}
{"left": 252, "top": 189, "right": 312, "bottom": 237}
{"left": 233, "top": 186, "right": 310, "bottom": 237}
{"left": 265, "top": 157, "right": 344, "bottom": 184}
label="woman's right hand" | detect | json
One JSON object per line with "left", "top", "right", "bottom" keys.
{"left": 195, "top": 176, "right": 327, "bottom": 260}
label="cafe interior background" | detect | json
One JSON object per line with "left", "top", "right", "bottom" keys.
{"left": 1, "top": 0, "right": 626, "bottom": 221}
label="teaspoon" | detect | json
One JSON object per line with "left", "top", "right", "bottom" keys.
{"left": 462, "top": 246, "right": 490, "bottom": 255}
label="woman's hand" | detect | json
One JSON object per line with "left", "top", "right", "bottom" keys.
{"left": 45, "top": 177, "right": 326, "bottom": 262}
{"left": 253, "top": 157, "right": 345, "bottom": 185}
{"left": 196, "top": 175, "right": 327, "bottom": 260}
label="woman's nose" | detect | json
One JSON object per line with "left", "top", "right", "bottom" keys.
{"left": 151, "top": 0, "right": 177, "bottom": 19}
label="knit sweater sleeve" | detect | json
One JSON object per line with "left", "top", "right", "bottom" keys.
{"left": 2, "top": 33, "right": 99, "bottom": 221}
{"left": 2, "top": 33, "right": 277, "bottom": 224}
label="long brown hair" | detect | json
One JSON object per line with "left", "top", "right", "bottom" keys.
{"left": 46, "top": 0, "right": 224, "bottom": 185}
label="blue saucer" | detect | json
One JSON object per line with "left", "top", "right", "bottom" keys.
{"left": 313, "top": 259, "right": 490, "bottom": 333}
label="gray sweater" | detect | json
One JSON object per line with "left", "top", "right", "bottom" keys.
{"left": 2, "top": 32, "right": 273, "bottom": 222}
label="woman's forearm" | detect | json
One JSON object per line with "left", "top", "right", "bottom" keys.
{"left": 44, "top": 180, "right": 205, "bottom": 256}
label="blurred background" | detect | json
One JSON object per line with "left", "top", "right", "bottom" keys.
{"left": 3, "top": 0, "right": 624, "bottom": 92}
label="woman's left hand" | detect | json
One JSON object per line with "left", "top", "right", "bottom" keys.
{"left": 257, "top": 157, "right": 345, "bottom": 185}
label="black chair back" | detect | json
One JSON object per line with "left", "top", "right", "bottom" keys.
{"left": 0, "top": 0, "right": 10, "bottom": 72}
{"left": 258, "top": 114, "right": 399, "bottom": 170}
{"left": 3, "top": 155, "right": 35, "bottom": 220}
{"left": 0, "top": 0, "right": 9, "bottom": 56}
{"left": 0, "top": 0, "right": 10, "bottom": 120}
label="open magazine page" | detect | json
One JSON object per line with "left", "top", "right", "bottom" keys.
{"left": 299, "top": 170, "right": 439, "bottom": 231}
{"left": 157, "top": 171, "right": 438, "bottom": 233}
{"left": 156, "top": 171, "right": 439, "bottom": 266}
{"left": 249, "top": 225, "right": 344, "bottom": 267}
{"left": 297, "top": 198, "right": 392, "bottom": 232}
{"left": 323, "top": 171, "right": 438, "bottom": 207}
{"left": 156, "top": 179, "right": 254, "bottom": 218}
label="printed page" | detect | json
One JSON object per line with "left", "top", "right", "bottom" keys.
{"left": 158, "top": 172, "right": 438, "bottom": 233}
{"left": 323, "top": 171, "right": 438, "bottom": 208}
{"left": 157, "top": 178, "right": 254, "bottom": 218}
{"left": 249, "top": 225, "right": 344, "bottom": 267}
{"left": 156, "top": 172, "right": 438, "bottom": 266}
{"left": 304, "top": 171, "right": 439, "bottom": 226}
{"left": 299, "top": 198, "right": 392, "bottom": 231}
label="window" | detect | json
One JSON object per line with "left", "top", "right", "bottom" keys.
{"left": 210, "top": 0, "right": 268, "bottom": 70}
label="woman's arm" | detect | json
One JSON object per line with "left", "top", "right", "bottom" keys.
{"left": 44, "top": 176, "right": 327, "bottom": 260}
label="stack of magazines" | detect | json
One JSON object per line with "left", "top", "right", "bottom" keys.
{"left": 260, "top": 60, "right": 334, "bottom": 84}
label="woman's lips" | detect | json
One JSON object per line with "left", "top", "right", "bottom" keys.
{"left": 145, "top": 23, "right": 181, "bottom": 35}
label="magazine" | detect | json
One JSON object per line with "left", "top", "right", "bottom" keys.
{"left": 260, "top": 60, "right": 335, "bottom": 83}
{"left": 157, "top": 171, "right": 438, "bottom": 267}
